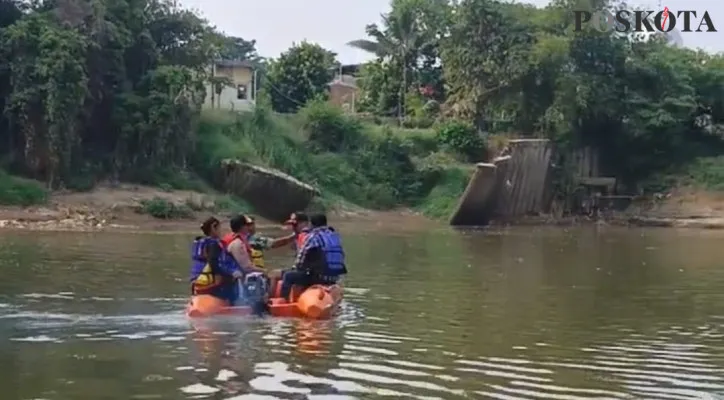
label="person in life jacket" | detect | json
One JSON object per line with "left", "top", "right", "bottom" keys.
{"left": 246, "top": 215, "right": 296, "bottom": 269}
{"left": 220, "top": 214, "right": 269, "bottom": 310}
{"left": 280, "top": 213, "right": 347, "bottom": 301}
{"left": 221, "top": 214, "right": 261, "bottom": 276}
{"left": 285, "top": 212, "right": 311, "bottom": 254}
{"left": 268, "top": 211, "right": 312, "bottom": 293}
{"left": 190, "top": 217, "right": 243, "bottom": 304}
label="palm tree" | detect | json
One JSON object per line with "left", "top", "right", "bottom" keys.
{"left": 347, "top": 8, "right": 428, "bottom": 124}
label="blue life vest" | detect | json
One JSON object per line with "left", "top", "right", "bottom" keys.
{"left": 189, "top": 236, "right": 237, "bottom": 283}
{"left": 316, "top": 227, "right": 346, "bottom": 277}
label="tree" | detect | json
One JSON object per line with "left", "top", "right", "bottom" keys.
{"left": 0, "top": 0, "right": 215, "bottom": 186}
{"left": 264, "top": 41, "right": 337, "bottom": 113}
{"left": 441, "top": 0, "right": 534, "bottom": 126}
{"left": 218, "top": 36, "right": 260, "bottom": 62}
{"left": 348, "top": 0, "right": 449, "bottom": 123}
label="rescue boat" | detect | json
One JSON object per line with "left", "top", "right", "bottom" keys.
{"left": 185, "top": 281, "right": 343, "bottom": 319}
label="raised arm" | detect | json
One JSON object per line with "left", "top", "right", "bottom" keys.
{"left": 268, "top": 233, "right": 296, "bottom": 249}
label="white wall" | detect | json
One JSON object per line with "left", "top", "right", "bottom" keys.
{"left": 204, "top": 84, "right": 255, "bottom": 111}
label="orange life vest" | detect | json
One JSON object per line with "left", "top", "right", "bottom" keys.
{"left": 295, "top": 231, "right": 309, "bottom": 252}
{"left": 222, "top": 232, "right": 252, "bottom": 255}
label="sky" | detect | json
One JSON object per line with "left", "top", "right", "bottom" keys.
{"left": 179, "top": 0, "right": 724, "bottom": 64}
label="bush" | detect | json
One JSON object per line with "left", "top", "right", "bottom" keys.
{"left": 415, "top": 166, "right": 471, "bottom": 219}
{"left": 193, "top": 108, "right": 465, "bottom": 216}
{"left": 643, "top": 156, "right": 724, "bottom": 194}
{"left": 139, "top": 197, "right": 193, "bottom": 219}
{"left": 299, "top": 100, "right": 364, "bottom": 152}
{"left": 435, "top": 120, "right": 487, "bottom": 162}
{"left": 0, "top": 170, "right": 48, "bottom": 206}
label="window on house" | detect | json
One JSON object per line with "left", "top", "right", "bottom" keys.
{"left": 237, "top": 85, "right": 247, "bottom": 100}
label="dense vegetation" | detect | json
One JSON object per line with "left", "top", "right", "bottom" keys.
{"left": 0, "top": 0, "right": 722, "bottom": 218}
{"left": 349, "top": 0, "right": 724, "bottom": 190}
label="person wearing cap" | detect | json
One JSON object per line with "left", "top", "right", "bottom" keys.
{"left": 222, "top": 214, "right": 263, "bottom": 275}
{"left": 284, "top": 211, "right": 311, "bottom": 253}
{"left": 190, "top": 216, "right": 244, "bottom": 304}
{"left": 279, "top": 213, "right": 347, "bottom": 301}
{"left": 268, "top": 212, "right": 312, "bottom": 293}
{"left": 246, "top": 215, "right": 296, "bottom": 269}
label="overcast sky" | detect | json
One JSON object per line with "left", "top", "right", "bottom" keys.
{"left": 179, "top": 0, "right": 724, "bottom": 64}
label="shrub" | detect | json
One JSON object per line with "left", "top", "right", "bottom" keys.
{"left": 0, "top": 170, "right": 48, "bottom": 206}
{"left": 139, "top": 197, "right": 193, "bottom": 219}
{"left": 435, "top": 120, "right": 487, "bottom": 162}
{"left": 299, "top": 100, "right": 364, "bottom": 152}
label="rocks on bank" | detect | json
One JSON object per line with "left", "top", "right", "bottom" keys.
{"left": 0, "top": 184, "right": 237, "bottom": 232}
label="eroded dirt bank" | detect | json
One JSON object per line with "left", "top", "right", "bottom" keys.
{"left": 0, "top": 184, "right": 436, "bottom": 234}
{"left": 3, "top": 185, "right": 724, "bottom": 233}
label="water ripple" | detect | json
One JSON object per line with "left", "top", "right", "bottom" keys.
{"left": 2, "top": 228, "right": 724, "bottom": 399}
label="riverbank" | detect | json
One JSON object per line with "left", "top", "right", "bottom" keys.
{"left": 0, "top": 183, "right": 437, "bottom": 233}
{"left": 5, "top": 183, "right": 724, "bottom": 233}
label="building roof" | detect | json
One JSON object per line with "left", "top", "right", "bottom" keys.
{"left": 214, "top": 59, "right": 256, "bottom": 69}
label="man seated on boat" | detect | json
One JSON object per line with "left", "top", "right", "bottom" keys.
{"left": 221, "top": 214, "right": 271, "bottom": 310}
{"left": 245, "top": 215, "right": 296, "bottom": 269}
{"left": 279, "top": 213, "right": 347, "bottom": 301}
{"left": 190, "top": 217, "right": 244, "bottom": 305}
{"left": 285, "top": 211, "right": 312, "bottom": 253}
{"left": 222, "top": 214, "right": 263, "bottom": 275}
{"left": 268, "top": 211, "right": 312, "bottom": 292}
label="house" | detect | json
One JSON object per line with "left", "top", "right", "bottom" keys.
{"left": 328, "top": 74, "right": 358, "bottom": 112}
{"left": 205, "top": 59, "right": 257, "bottom": 111}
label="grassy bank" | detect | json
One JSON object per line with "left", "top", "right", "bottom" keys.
{"left": 0, "top": 170, "right": 48, "bottom": 206}
{"left": 643, "top": 156, "right": 724, "bottom": 193}
{"left": 192, "top": 100, "right": 472, "bottom": 218}
{"left": 0, "top": 101, "right": 476, "bottom": 219}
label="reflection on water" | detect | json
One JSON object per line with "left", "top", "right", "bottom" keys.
{"left": 1, "top": 227, "right": 724, "bottom": 399}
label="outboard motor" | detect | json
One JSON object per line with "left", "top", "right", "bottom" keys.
{"left": 242, "top": 272, "right": 269, "bottom": 316}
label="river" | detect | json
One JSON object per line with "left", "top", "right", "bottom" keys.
{"left": 1, "top": 225, "right": 724, "bottom": 399}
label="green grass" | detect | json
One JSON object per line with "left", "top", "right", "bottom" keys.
{"left": 643, "top": 156, "right": 724, "bottom": 193}
{"left": 0, "top": 170, "right": 48, "bottom": 206}
{"left": 191, "top": 101, "right": 471, "bottom": 219}
{"left": 415, "top": 165, "right": 471, "bottom": 219}
{"left": 138, "top": 197, "right": 193, "bottom": 219}
{"left": 0, "top": 103, "right": 474, "bottom": 221}
{"left": 683, "top": 156, "right": 724, "bottom": 191}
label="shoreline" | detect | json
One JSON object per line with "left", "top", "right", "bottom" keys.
{"left": 4, "top": 204, "right": 724, "bottom": 233}
{"left": 0, "top": 203, "right": 437, "bottom": 234}
{"left": 3, "top": 184, "right": 724, "bottom": 233}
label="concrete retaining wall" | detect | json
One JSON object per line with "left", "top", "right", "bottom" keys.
{"left": 492, "top": 139, "right": 553, "bottom": 219}
{"left": 218, "top": 159, "right": 319, "bottom": 221}
{"left": 449, "top": 139, "right": 554, "bottom": 226}
{"left": 448, "top": 163, "right": 498, "bottom": 226}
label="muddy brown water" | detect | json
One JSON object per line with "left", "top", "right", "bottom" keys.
{"left": 1, "top": 226, "right": 724, "bottom": 399}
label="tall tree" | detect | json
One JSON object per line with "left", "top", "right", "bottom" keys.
{"left": 264, "top": 41, "right": 337, "bottom": 114}
{"left": 348, "top": 0, "right": 449, "bottom": 123}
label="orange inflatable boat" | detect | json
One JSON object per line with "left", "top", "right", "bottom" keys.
{"left": 185, "top": 281, "right": 343, "bottom": 319}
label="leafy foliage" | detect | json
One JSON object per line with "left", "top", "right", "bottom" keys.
{"left": 264, "top": 42, "right": 337, "bottom": 113}
{"left": 299, "top": 99, "right": 364, "bottom": 152}
{"left": 0, "top": 0, "right": 223, "bottom": 187}
{"left": 0, "top": 168, "right": 48, "bottom": 205}
{"left": 352, "top": 0, "right": 724, "bottom": 190}
{"left": 435, "top": 120, "right": 486, "bottom": 162}
{"left": 1, "top": 0, "right": 724, "bottom": 216}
